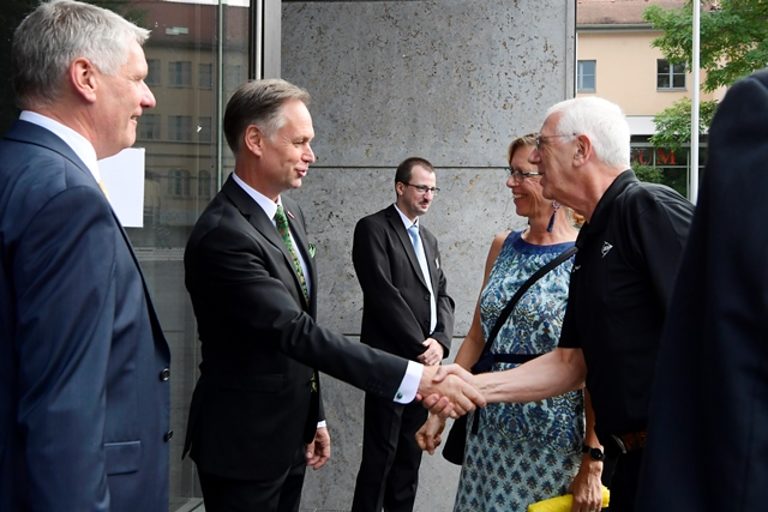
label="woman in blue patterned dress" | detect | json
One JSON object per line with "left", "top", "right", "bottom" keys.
{"left": 418, "top": 134, "right": 603, "bottom": 511}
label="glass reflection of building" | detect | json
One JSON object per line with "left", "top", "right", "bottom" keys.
{"left": 1, "top": 1, "right": 277, "bottom": 509}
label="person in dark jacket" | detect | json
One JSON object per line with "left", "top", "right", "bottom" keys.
{"left": 637, "top": 69, "right": 768, "bottom": 512}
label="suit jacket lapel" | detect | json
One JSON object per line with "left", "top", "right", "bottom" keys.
{"left": 420, "top": 229, "right": 440, "bottom": 295}
{"left": 385, "top": 205, "right": 428, "bottom": 289}
{"left": 221, "top": 176, "right": 284, "bottom": 251}
{"left": 7, "top": 121, "right": 97, "bottom": 189}
{"left": 7, "top": 120, "right": 169, "bottom": 352}
{"left": 221, "top": 177, "right": 312, "bottom": 309}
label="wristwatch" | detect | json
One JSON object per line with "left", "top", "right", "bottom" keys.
{"left": 582, "top": 444, "right": 605, "bottom": 461}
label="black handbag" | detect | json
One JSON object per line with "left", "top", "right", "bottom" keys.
{"left": 441, "top": 245, "right": 577, "bottom": 465}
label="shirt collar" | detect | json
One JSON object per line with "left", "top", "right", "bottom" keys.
{"left": 231, "top": 171, "right": 282, "bottom": 220}
{"left": 394, "top": 204, "right": 419, "bottom": 230}
{"left": 582, "top": 169, "right": 637, "bottom": 238}
{"left": 19, "top": 110, "right": 101, "bottom": 182}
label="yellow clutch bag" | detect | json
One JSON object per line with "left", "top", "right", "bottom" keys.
{"left": 527, "top": 486, "right": 610, "bottom": 512}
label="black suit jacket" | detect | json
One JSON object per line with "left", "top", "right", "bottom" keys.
{"left": 183, "top": 175, "right": 409, "bottom": 480}
{"left": 352, "top": 204, "right": 454, "bottom": 360}
{"left": 637, "top": 70, "right": 768, "bottom": 510}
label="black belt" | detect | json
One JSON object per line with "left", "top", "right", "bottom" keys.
{"left": 470, "top": 352, "right": 543, "bottom": 435}
{"left": 471, "top": 352, "right": 543, "bottom": 374}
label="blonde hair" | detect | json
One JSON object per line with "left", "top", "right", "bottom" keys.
{"left": 506, "top": 132, "right": 538, "bottom": 165}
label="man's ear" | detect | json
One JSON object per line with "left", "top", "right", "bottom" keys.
{"left": 573, "top": 133, "right": 592, "bottom": 166}
{"left": 395, "top": 181, "right": 405, "bottom": 197}
{"left": 244, "top": 124, "right": 264, "bottom": 157}
{"left": 70, "top": 57, "right": 98, "bottom": 103}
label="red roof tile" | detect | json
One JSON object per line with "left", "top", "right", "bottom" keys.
{"left": 577, "top": 0, "right": 687, "bottom": 25}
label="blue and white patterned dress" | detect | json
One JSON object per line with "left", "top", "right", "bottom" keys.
{"left": 454, "top": 231, "right": 584, "bottom": 512}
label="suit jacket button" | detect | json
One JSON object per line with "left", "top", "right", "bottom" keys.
{"left": 163, "top": 430, "right": 174, "bottom": 442}
{"left": 159, "top": 368, "right": 171, "bottom": 381}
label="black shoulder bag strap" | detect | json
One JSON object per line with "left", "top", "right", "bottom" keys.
{"left": 469, "top": 244, "right": 577, "bottom": 434}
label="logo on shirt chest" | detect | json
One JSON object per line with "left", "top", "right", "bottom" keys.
{"left": 601, "top": 241, "right": 613, "bottom": 258}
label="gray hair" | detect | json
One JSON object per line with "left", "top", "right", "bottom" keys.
{"left": 223, "top": 79, "right": 311, "bottom": 154}
{"left": 546, "top": 96, "right": 631, "bottom": 169}
{"left": 12, "top": 0, "right": 150, "bottom": 109}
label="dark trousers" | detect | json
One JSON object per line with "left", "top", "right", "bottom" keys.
{"left": 351, "top": 394, "right": 427, "bottom": 512}
{"left": 198, "top": 446, "right": 307, "bottom": 512}
{"left": 605, "top": 449, "right": 644, "bottom": 512}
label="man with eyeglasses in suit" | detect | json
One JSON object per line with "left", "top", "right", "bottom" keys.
{"left": 351, "top": 157, "right": 454, "bottom": 512}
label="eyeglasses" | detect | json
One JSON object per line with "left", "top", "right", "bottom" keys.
{"left": 535, "top": 133, "right": 574, "bottom": 149}
{"left": 404, "top": 183, "right": 440, "bottom": 194}
{"left": 508, "top": 168, "right": 542, "bottom": 181}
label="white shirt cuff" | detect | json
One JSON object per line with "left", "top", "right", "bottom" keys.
{"left": 393, "top": 361, "right": 423, "bottom": 404}
{"left": 316, "top": 420, "right": 327, "bottom": 429}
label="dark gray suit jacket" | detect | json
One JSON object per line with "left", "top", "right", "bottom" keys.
{"left": 183, "top": 175, "right": 410, "bottom": 480}
{"left": 352, "top": 204, "right": 454, "bottom": 360}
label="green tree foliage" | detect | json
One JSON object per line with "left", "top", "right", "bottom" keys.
{"left": 632, "top": 161, "right": 664, "bottom": 184}
{"left": 644, "top": 0, "right": 768, "bottom": 147}
{"left": 649, "top": 97, "right": 718, "bottom": 150}
{"left": 645, "top": 1, "right": 768, "bottom": 92}
{"left": 633, "top": 161, "right": 688, "bottom": 196}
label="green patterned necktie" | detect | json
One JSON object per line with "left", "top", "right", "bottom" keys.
{"left": 274, "top": 205, "right": 309, "bottom": 301}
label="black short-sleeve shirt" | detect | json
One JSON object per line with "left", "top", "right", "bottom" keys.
{"left": 559, "top": 170, "right": 694, "bottom": 438}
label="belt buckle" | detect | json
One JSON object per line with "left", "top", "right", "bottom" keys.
{"left": 610, "top": 434, "right": 627, "bottom": 455}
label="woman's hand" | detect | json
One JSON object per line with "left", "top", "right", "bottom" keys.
{"left": 415, "top": 413, "right": 446, "bottom": 454}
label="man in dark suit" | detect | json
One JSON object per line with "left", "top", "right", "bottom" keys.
{"left": 351, "top": 157, "right": 454, "bottom": 512}
{"left": 636, "top": 70, "right": 768, "bottom": 511}
{"left": 0, "top": 2, "right": 170, "bottom": 511}
{"left": 182, "top": 78, "right": 484, "bottom": 512}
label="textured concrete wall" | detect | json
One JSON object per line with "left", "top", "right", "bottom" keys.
{"left": 281, "top": 1, "right": 576, "bottom": 510}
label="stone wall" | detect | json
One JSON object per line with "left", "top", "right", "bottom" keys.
{"left": 281, "top": 1, "right": 575, "bottom": 509}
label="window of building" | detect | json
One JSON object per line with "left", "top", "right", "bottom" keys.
{"left": 577, "top": 60, "right": 596, "bottom": 92}
{"left": 199, "top": 63, "right": 213, "bottom": 89}
{"left": 198, "top": 169, "right": 212, "bottom": 199}
{"left": 168, "top": 60, "right": 192, "bottom": 88}
{"left": 167, "top": 169, "right": 190, "bottom": 196}
{"left": 224, "top": 64, "right": 244, "bottom": 93}
{"left": 168, "top": 115, "right": 193, "bottom": 141}
{"left": 138, "top": 114, "right": 161, "bottom": 140}
{"left": 146, "top": 58, "right": 161, "bottom": 86}
{"left": 657, "top": 59, "right": 685, "bottom": 90}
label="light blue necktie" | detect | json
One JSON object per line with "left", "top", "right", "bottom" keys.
{"left": 408, "top": 223, "right": 437, "bottom": 333}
